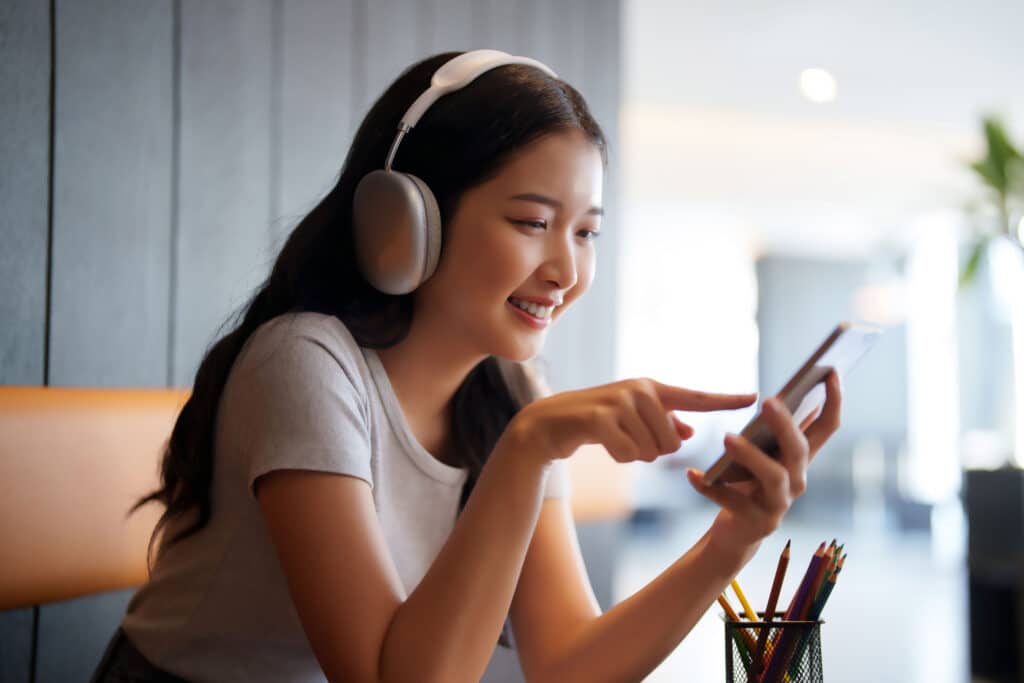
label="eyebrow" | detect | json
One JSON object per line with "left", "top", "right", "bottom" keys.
{"left": 508, "top": 192, "right": 604, "bottom": 216}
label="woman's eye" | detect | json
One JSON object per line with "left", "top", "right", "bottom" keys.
{"left": 512, "top": 219, "right": 547, "bottom": 229}
{"left": 511, "top": 220, "right": 599, "bottom": 241}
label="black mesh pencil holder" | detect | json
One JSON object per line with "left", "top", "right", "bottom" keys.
{"left": 724, "top": 613, "right": 823, "bottom": 683}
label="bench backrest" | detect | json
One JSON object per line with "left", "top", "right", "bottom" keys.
{"left": 0, "top": 387, "right": 188, "bottom": 611}
{"left": 0, "top": 386, "right": 630, "bottom": 612}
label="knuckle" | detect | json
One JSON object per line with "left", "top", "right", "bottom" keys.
{"left": 791, "top": 474, "right": 807, "bottom": 497}
{"left": 618, "top": 387, "right": 636, "bottom": 406}
{"left": 767, "top": 467, "right": 787, "bottom": 490}
{"left": 596, "top": 404, "right": 616, "bottom": 423}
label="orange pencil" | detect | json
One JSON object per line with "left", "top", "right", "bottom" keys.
{"left": 753, "top": 540, "right": 790, "bottom": 673}
{"left": 718, "top": 594, "right": 757, "bottom": 678}
{"left": 717, "top": 594, "right": 757, "bottom": 652}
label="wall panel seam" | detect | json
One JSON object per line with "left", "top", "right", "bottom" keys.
{"left": 43, "top": 0, "right": 56, "bottom": 390}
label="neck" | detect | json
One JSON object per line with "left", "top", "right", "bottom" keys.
{"left": 374, "top": 309, "right": 487, "bottom": 431}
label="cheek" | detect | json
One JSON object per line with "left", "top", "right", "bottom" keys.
{"left": 572, "top": 250, "right": 597, "bottom": 297}
{"left": 438, "top": 224, "right": 522, "bottom": 297}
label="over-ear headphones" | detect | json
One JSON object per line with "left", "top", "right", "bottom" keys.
{"left": 351, "top": 49, "right": 558, "bottom": 295}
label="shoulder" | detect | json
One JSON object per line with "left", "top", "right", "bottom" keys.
{"left": 232, "top": 312, "right": 372, "bottom": 402}
{"left": 242, "top": 311, "right": 364, "bottom": 369}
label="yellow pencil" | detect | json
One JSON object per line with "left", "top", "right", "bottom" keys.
{"left": 731, "top": 578, "right": 758, "bottom": 622}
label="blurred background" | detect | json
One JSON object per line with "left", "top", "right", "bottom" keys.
{"left": 2, "top": 1, "right": 1023, "bottom": 681}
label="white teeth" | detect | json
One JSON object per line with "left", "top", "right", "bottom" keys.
{"left": 509, "top": 297, "right": 554, "bottom": 319}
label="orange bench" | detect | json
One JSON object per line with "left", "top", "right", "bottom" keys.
{"left": 0, "top": 386, "right": 631, "bottom": 611}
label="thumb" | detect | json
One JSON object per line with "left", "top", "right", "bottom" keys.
{"left": 671, "top": 413, "right": 695, "bottom": 439}
{"left": 654, "top": 380, "right": 757, "bottom": 413}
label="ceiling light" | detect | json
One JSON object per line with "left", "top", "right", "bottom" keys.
{"left": 799, "top": 68, "right": 837, "bottom": 103}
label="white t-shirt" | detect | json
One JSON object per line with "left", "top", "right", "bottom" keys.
{"left": 121, "top": 311, "right": 568, "bottom": 682}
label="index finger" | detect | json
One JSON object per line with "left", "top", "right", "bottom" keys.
{"left": 653, "top": 381, "right": 757, "bottom": 412}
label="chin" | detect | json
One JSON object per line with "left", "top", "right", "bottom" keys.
{"left": 493, "top": 338, "right": 543, "bottom": 364}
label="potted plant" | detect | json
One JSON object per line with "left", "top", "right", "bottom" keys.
{"left": 958, "top": 116, "right": 1024, "bottom": 470}
{"left": 959, "top": 116, "right": 1024, "bottom": 683}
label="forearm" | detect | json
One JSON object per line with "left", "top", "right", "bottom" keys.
{"left": 541, "top": 529, "right": 759, "bottom": 683}
{"left": 380, "top": 439, "right": 549, "bottom": 683}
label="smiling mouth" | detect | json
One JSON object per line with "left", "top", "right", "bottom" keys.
{"left": 507, "top": 297, "right": 557, "bottom": 320}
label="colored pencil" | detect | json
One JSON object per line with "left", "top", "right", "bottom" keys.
{"left": 761, "top": 542, "right": 827, "bottom": 683}
{"left": 718, "top": 594, "right": 756, "bottom": 677}
{"left": 731, "top": 578, "right": 758, "bottom": 622}
{"left": 718, "top": 594, "right": 757, "bottom": 650}
{"left": 753, "top": 539, "right": 790, "bottom": 675}
{"left": 798, "top": 543, "right": 834, "bottom": 620}
{"left": 787, "top": 554, "right": 845, "bottom": 679}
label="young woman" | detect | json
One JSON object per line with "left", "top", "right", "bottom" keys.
{"left": 91, "top": 50, "right": 842, "bottom": 683}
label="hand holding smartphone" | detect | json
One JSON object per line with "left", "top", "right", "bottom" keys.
{"left": 702, "top": 321, "right": 882, "bottom": 485}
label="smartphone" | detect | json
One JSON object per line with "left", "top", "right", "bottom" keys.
{"left": 702, "top": 321, "right": 882, "bottom": 485}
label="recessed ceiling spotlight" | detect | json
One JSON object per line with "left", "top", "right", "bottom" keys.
{"left": 799, "top": 68, "right": 837, "bottom": 103}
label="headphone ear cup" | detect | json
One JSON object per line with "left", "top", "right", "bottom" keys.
{"left": 405, "top": 173, "right": 442, "bottom": 284}
{"left": 352, "top": 169, "right": 443, "bottom": 294}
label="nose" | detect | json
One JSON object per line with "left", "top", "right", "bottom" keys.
{"left": 539, "top": 229, "right": 579, "bottom": 291}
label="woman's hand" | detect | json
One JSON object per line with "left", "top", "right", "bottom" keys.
{"left": 687, "top": 371, "right": 844, "bottom": 555}
{"left": 502, "top": 377, "right": 758, "bottom": 466}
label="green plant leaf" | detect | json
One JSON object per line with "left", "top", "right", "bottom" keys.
{"left": 967, "top": 118, "right": 1023, "bottom": 195}
{"left": 970, "top": 158, "right": 1004, "bottom": 193}
{"left": 1009, "top": 158, "right": 1024, "bottom": 195}
{"left": 959, "top": 238, "right": 989, "bottom": 289}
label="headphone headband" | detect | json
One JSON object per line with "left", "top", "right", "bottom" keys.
{"left": 384, "top": 49, "right": 558, "bottom": 170}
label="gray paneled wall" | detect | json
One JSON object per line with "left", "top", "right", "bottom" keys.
{"left": 173, "top": 0, "right": 275, "bottom": 386}
{"left": 50, "top": 0, "right": 174, "bottom": 387}
{"left": 0, "top": 0, "right": 49, "bottom": 387}
{"left": 0, "top": 0, "right": 622, "bottom": 680}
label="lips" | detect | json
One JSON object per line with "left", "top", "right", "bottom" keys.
{"left": 507, "top": 295, "right": 562, "bottom": 307}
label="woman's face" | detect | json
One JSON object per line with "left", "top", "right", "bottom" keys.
{"left": 414, "top": 129, "right": 604, "bottom": 362}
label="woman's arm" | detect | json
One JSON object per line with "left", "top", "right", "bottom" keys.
{"left": 514, "top": 371, "right": 843, "bottom": 682}
{"left": 513, "top": 500, "right": 756, "bottom": 683}
{"left": 257, "top": 425, "right": 550, "bottom": 683}
{"left": 258, "top": 376, "right": 760, "bottom": 682}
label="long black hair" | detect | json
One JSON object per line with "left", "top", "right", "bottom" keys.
{"left": 136, "top": 50, "right": 608, "bottom": 554}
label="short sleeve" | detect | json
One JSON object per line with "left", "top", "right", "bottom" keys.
{"left": 225, "top": 320, "right": 374, "bottom": 496}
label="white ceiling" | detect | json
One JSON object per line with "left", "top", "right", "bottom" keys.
{"left": 621, "top": 0, "right": 1024, "bottom": 256}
